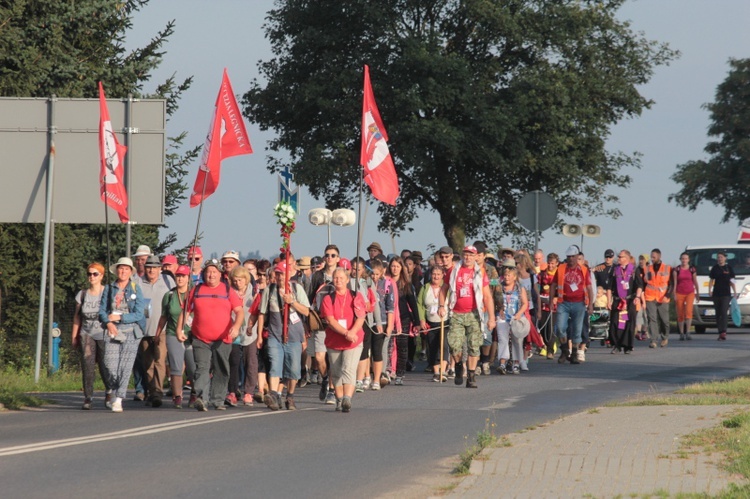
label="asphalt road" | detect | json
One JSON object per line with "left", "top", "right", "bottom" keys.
{"left": 2, "top": 330, "right": 750, "bottom": 499}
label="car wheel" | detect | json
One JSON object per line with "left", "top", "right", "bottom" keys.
{"left": 694, "top": 325, "right": 706, "bottom": 334}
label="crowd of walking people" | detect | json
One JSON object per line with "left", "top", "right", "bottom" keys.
{"left": 70, "top": 240, "right": 740, "bottom": 413}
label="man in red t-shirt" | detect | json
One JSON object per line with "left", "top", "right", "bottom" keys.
{"left": 446, "top": 246, "right": 496, "bottom": 388}
{"left": 177, "top": 259, "right": 243, "bottom": 412}
{"left": 549, "top": 245, "right": 594, "bottom": 365}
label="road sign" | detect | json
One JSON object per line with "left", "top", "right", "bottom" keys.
{"left": 516, "top": 190, "right": 557, "bottom": 233}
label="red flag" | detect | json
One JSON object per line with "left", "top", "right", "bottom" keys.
{"left": 98, "top": 81, "right": 129, "bottom": 223}
{"left": 190, "top": 69, "right": 253, "bottom": 207}
{"left": 360, "top": 65, "right": 399, "bottom": 206}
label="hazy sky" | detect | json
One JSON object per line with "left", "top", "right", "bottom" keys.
{"left": 127, "top": 0, "right": 750, "bottom": 265}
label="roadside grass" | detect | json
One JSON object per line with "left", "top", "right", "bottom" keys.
{"left": 0, "top": 367, "right": 104, "bottom": 410}
{"left": 608, "top": 376, "right": 750, "bottom": 407}
{"left": 453, "top": 419, "right": 498, "bottom": 476}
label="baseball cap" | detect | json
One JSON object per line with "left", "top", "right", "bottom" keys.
{"left": 203, "top": 258, "right": 223, "bottom": 271}
{"left": 175, "top": 265, "right": 190, "bottom": 276}
{"left": 133, "top": 245, "right": 151, "bottom": 257}
{"left": 221, "top": 250, "right": 241, "bottom": 263}
{"left": 604, "top": 249, "right": 615, "bottom": 258}
{"left": 162, "top": 255, "right": 178, "bottom": 265}
{"left": 144, "top": 255, "right": 161, "bottom": 267}
{"left": 274, "top": 262, "right": 288, "bottom": 274}
{"left": 338, "top": 258, "right": 352, "bottom": 271}
{"left": 438, "top": 246, "right": 453, "bottom": 254}
{"left": 565, "top": 245, "right": 580, "bottom": 257}
{"left": 297, "top": 256, "right": 312, "bottom": 270}
{"left": 463, "top": 245, "right": 478, "bottom": 254}
{"left": 187, "top": 246, "right": 203, "bottom": 257}
{"left": 311, "top": 256, "right": 323, "bottom": 267}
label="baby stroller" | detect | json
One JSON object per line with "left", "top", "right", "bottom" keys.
{"left": 589, "top": 307, "right": 610, "bottom": 345}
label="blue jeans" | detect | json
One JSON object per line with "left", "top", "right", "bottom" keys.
{"left": 556, "top": 301, "right": 586, "bottom": 344}
{"left": 266, "top": 336, "right": 302, "bottom": 381}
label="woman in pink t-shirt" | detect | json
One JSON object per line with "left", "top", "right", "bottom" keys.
{"left": 672, "top": 252, "right": 699, "bottom": 341}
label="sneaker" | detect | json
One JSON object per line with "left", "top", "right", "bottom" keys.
{"left": 362, "top": 378, "right": 372, "bottom": 390}
{"left": 82, "top": 399, "right": 92, "bottom": 410}
{"left": 512, "top": 364, "right": 520, "bottom": 375}
{"left": 539, "top": 347, "right": 547, "bottom": 357}
{"left": 649, "top": 342, "right": 657, "bottom": 349}
{"left": 520, "top": 359, "right": 529, "bottom": 371}
{"left": 355, "top": 380, "right": 364, "bottom": 393}
{"left": 214, "top": 404, "right": 227, "bottom": 411}
{"left": 285, "top": 397, "right": 297, "bottom": 411}
{"left": 454, "top": 362, "right": 464, "bottom": 386}
{"left": 546, "top": 352, "right": 554, "bottom": 360}
{"left": 243, "top": 393, "right": 253, "bottom": 406}
{"left": 173, "top": 396, "right": 183, "bottom": 409}
{"left": 311, "top": 370, "right": 320, "bottom": 385}
{"left": 660, "top": 339, "right": 668, "bottom": 347}
{"left": 481, "top": 362, "right": 491, "bottom": 376}
{"left": 335, "top": 398, "right": 342, "bottom": 412}
{"left": 419, "top": 351, "right": 427, "bottom": 361}
{"left": 432, "top": 373, "right": 440, "bottom": 382}
{"left": 686, "top": 334, "right": 693, "bottom": 341}
{"left": 319, "top": 379, "right": 330, "bottom": 401}
{"left": 194, "top": 398, "right": 208, "bottom": 412}
{"left": 446, "top": 369, "right": 455, "bottom": 379}
{"left": 133, "top": 392, "right": 145, "bottom": 402}
{"left": 298, "top": 373, "right": 309, "bottom": 389}
{"left": 679, "top": 334, "right": 685, "bottom": 341}
{"left": 380, "top": 373, "right": 391, "bottom": 386}
{"left": 406, "top": 361, "right": 414, "bottom": 372}
{"left": 225, "top": 392, "right": 238, "bottom": 407}
{"left": 111, "top": 397, "right": 123, "bottom": 413}
{"left": 474, "top": 366, "right": 482, "bottom": 377}
{"left": 394, "top": 377, "right": 403, "bottom": 386}
{"left": 371, "top": 382, "right": 381, "bottom": 391}
{"left": 104, "top": 391, "right": 113, "bottom": 409}
{"left": 577, "top": 350, "right": 586, "bottom": 363}
{"left": 264, "top": 392, "right": 280, "bottom": 411}
{"left": 188, "top": 393, "right": 197, "bottom": 408}
{"left": 496, "top": 364, "right": 507, "bottom": 375}
{"left": 151, "top": 396, "right": 163, "bottom": 408}
{"left": 718, "top": 332, "right": 727, "bottom": 341}
{"left": 341, "top": 396, "right": 352, "bottom": 413}
{"left": 325, "top": 391, "right": 336, "bottom": 405}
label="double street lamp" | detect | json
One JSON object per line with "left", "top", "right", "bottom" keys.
{"left": 308, "top": 208, "right": 356, "bottom": 245}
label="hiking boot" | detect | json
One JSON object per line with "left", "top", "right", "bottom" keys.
{"left": 319, "top": 377, "right": 329, "bottom": 401}
{"left": 466, "top": 372, "right": 477, "bottom": 389}
{"left": 151, "top": 396, "right": 163, "bottom": 408}
{"left": 264, "top": 392, "right": 280, "bottom": 411}
{"left": 285, "top": 396, "right": 297, "bottom": 411}
{"left": 558, "top": 348, "right": 570, "bottom": 364}
{"left": 481, "top": 362, "right": 491, "bottom": 376}
{"left": 253, "top": 391, "right": 264, "bottom": 404}
{"left": 133, "top": 392, "right": 145, "bottom": 402}
{"left": 454, "top": 362, "right": 464, "bottom": 386}
{"left": 569, "top": 348, "right": 581, "bottom": 365}
{"left": 82, "top": 398, "right": 92, "bottom": 410}
{"left": 660, "top": 339, "right": 668, "bottom": 347}
{"left": 173, "top": 396, "right": 183, "bottom": 409}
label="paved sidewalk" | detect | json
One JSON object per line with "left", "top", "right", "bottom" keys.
{"left": 448, "top": 405, "right": 748, "bottom": 498}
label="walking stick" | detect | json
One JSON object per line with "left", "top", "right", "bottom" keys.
{"left": 439, "top": 316, "right": 445, "bottom": 384}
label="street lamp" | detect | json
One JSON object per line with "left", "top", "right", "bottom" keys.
{"left": 308, "top": 208, "right": 356, "bottom": 244}
{"left": 562, "top": 223, "right": 601, "bottom": 254}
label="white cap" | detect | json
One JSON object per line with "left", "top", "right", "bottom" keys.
{"left": 565, "top": 245, "right": 580, "bottom": 257}
{"left": 133, "top": 245, "right": 152, "bottom": 257}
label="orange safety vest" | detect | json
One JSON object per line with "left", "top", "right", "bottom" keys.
{"left": 555, "top": 263, "right": 590, "bottom": 303}
{"left": 644, "top": 263, "right": 671, "bottom": 303}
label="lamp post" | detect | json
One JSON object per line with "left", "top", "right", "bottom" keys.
{"left": 308, "top": 208, "right": 356, "bottom": 244}
{"left": 561, "top": 223, "right": 601, "bottom": 254}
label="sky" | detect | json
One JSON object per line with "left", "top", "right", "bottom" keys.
{"left": 126, "top": 0, "right": 750, "bottom": 266}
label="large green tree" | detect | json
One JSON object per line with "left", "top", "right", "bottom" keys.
{"left": 0, "top": 0, "right": 196, "bottom": 368}
{"left": 243, "top": 0, "right": 676, "bottom": 250}
{"left": 671, "top": 58, "right": 750, "bottom": 222}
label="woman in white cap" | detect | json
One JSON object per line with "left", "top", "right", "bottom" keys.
{"left": 98, "top": 257, "right": 146, "bottom": 413}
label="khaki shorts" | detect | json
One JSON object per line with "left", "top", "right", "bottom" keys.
{"left": 448, "top": 311, "right": 483, "bottom": 357}
{"left": 306, "top": 329, "right": 327, "bottom": 355}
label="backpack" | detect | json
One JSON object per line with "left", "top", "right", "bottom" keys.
{"left": 189, "top": 281, "right": 230, "bottom": 311}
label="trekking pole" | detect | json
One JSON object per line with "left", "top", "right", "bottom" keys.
{"left": 439, "top": 316, "right": 445, "bottom": 384}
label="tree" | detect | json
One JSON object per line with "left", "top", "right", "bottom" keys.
{"left": 671, "top": 58, "right": 750, "bottom": 222}
{"left": 0, "top": 0, "right": 195, "bottom": 368}
{"left": 243, "top": 0, "right": 676, "bottom": 250}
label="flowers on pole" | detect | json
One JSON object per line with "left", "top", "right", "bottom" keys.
{"left": 274, "top": 201, "right": 296, "bottom": 251}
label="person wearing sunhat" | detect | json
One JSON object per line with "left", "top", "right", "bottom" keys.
{"left": 177, "top": 258, "right": 244, "bottom": 411}
{"left": 98, "top": 257, "right": 146, "bottom": 412}
{"left": 366, "top": 242, "right": 384, "bottom": 268}
{"left": 221, "top": 250, "right": 241, "bottom": 278}
{"left": 133, "top": 245, "right": 152, "bottom": 278}
{"left": 137, "top": 255, "right": 175, "bottom": 408}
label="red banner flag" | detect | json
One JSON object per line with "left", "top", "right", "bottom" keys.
{"left": 98, "top": 81, "right": 129, "bottom": 223}
{"left": 360, "top": 65, "right": 399, "bottom": 206}
{"left": 190, "top": 69, "right": 253, "bottom": 207}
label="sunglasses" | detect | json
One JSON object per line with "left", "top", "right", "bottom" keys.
{"left": 325, "top": 253, "right": 338, "bottom": 258}
{"left": 87, "top": 272, "right": 100, "bottom": 277}
{"left": 190, "top": 257, "right": 201, "bottom": 261}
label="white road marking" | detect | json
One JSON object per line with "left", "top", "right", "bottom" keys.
{"left": 0, "top": 408, "right": 317, "bottom": 457}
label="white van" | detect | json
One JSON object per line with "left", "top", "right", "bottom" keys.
{"left": 684, "top": 244, "right": 750, "bottom": 332}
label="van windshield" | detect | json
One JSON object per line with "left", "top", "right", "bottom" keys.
{"left": 685, "top": 249, "right": 750, "bottom": 276}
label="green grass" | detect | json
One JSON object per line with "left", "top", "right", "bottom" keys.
{"left": 453, "top": 420, "right": 499, "bottom": 476}
{"left": 0, "top": 366, "right": 105, "bottom": 410}
{"left": 609, "top": 376, "right": 750, "bottom": 407}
